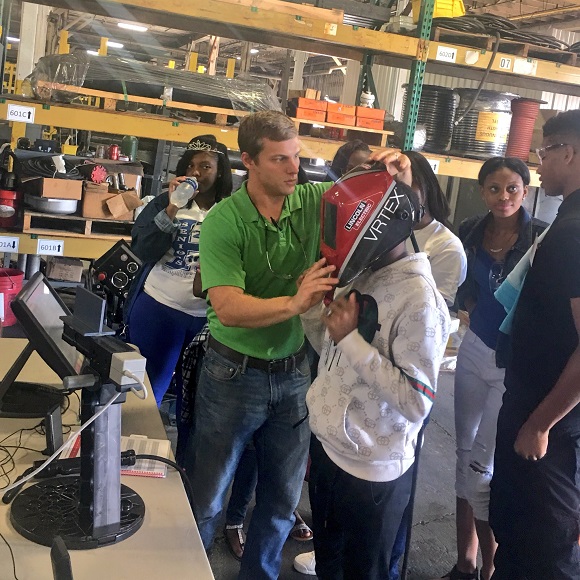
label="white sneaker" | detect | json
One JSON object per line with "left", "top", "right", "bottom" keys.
{"left": 293, "top": 550, "right": 317, "bottom": 576}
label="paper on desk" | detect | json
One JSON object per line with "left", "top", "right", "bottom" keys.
{"left": 61, "top": 432, "right": 171, "bottom": 478}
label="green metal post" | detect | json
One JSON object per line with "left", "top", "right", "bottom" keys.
{"left": 402, "top": 0, "right": 435, "bottom": 151}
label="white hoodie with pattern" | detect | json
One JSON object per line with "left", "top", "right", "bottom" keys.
{"left": 306, "top": 253, "right": 450, "bottom": 483}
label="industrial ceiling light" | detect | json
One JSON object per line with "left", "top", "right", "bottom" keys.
{"left": 107, "top": 41, "right": 124, "bottom": 48}
{"left": 86, "top": 50, "right": 99, "bottom": 55}
{"left": 7, "top": 36, "right": 19, "bottom": 42}
{"left": 250, "top": 48, "right": 259, "bottom": 54}
{"left": 117, "top": 22, "right": 148, "bottom": 32}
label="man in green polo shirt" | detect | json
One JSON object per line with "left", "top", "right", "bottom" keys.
{"left": 187, "top": 110, "right": 338, "bottom": 580}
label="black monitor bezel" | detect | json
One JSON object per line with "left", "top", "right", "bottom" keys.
{"left": 7, "top": 272, "right": 79, "bottom": 379}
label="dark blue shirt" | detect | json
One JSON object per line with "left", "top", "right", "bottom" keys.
{"left": 469, "top": 248, "right": 507, "bottom": 350}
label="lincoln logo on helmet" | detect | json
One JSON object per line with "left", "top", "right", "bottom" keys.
{"left": 320, "top": 163, "right": 421, "bottom": 288}
{"left": 345, "top": 200, "right": 373, "bottom": 231}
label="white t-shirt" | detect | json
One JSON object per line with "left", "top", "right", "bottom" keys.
{"left": 144, "top": 202, "right": 209, "bottom": 317}
{"left": 406, "top": 219, "right": 467, "bottom": 306}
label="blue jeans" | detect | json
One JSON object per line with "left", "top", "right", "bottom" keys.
{"left": 127, "top": 291, "right": 206, "bottom": 406}
{"left": 226, "top": 444, "right": 258, "bottom": 525}
{"left": 186, "top": 347, "right": 311, "bottom": 580}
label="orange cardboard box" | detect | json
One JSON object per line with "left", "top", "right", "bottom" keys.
{"left": 355, "top": 117, "right": 384, "bottom": 130}
{"left": 296, "top": 107, "right": 326, "bottom": 122}
{"left": 356, "top": 106, "right": 386, "bottom": 120}
{"left": 295, "top": 97, "right": 327, "bottom": 112}
{"left": 327, "top": 102, "right": 356, "bottom": 116}
{"left": 326, "top": 112, "right": 356, "bottom": 126}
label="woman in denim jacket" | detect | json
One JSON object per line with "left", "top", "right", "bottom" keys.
{"left": 440, "top": 157, "right": 545, "bottom": 580}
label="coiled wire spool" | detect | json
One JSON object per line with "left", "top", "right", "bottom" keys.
{"left": 402, "top": 85, "right": 458, "bottom": 153}
{"left": 450, "top": 89, "right": 518, "bottom": 160}
{"left": 506, "top": 98, "right": 545, "bottom": 161}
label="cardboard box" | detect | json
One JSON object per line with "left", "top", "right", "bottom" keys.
{"left": 327, "top": 102, "right": 356, "bottom": 116}
{"left": 105, "top": 190, "right": 142, "bottom": 219}
{"left": 326, "top": 112, "right": 356, "bottom": 126}
{"left": 529, "top": 109, "right": 560, "bottom": 156}
{"left": 296, "top": 108, "right": 326, "bottom": 123}
{"left": 121, "top": 174, "right": 142, "bottom": 197}
{"left": 288, "top": 88, "right": 321, "bottom": 100}
{"left": 355, "top": 117, "right": 384, "bottom": 130}
{"left": 356, "top": 106, "right": 386, "bottom": 120}
{"left": 294, "top": 97, "right": 327, "bottom": 112}
{"left": 46, "top": 256, "right": 83, "bottom": 283}
{"left": 20, "top": 177, "right": 83, "bottom": 200}
{"left": 82, "top": 183, "right": 135, "bottom": 221}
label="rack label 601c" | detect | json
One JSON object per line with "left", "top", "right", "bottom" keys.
{"left": 6, "top": 104, "right": 36, "bottom": 124}
{"left": 37, "top": 239, "right": 64, "bottom": 256}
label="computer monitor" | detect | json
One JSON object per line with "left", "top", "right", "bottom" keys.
{"left": 0, "top": 272, "right": 84, "bottom": 418}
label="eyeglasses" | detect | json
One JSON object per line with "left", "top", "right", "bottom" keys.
{"left": 535, "top": 143, "right": 570, "bottom": 164}
{"left": 489, "top": 261, "right": 505, "bottom": 293}
{"left": 264, "top": 218, "right": 308, "bottom": 280}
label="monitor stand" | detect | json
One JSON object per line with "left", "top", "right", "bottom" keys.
{"left": 0, "top": 343, "right": 66, "bottom": 418}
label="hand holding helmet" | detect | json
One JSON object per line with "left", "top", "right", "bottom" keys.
{"left": 367, "top": 149, "right": 413, "bottom": 187}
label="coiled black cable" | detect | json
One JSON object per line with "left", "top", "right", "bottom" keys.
{"left": 431, "top": 14, "right": 568, "bottom": 51}
{"left": 16, "top": 156, "right": 82, "bottom": 180}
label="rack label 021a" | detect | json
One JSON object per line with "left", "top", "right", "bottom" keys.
{"left": 37, "top": 239, "right": 64, "bottom": 256}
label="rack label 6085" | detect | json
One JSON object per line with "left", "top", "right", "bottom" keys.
{"left": 37, "top": 239, "right": 64, "bottom": 256}
{"left": 6, "top": 104, "right": 36, "bottom": 124}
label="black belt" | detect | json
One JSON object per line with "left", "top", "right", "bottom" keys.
{"left": 207, "top": 336, "right": 307, "bottom": 373}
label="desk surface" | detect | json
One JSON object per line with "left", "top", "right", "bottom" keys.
{"left": 0, "top": 338, "right": 214, "bottom": 580}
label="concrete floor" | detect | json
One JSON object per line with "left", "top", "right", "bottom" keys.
{"left": 166, "top": 371, "right": 459, "bottom": 580}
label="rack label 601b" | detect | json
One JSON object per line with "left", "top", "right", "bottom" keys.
{"left": 6, "top": 104, "right": 36, "bottom": 124}
{"left": 37, "top": 239, "right": 64, "bottom": 256}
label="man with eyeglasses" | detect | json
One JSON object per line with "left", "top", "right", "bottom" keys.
{"left": 186, "top": 110, "right": 340, "bottom": 580}
{"left": 490, "top": 109, "right": 580, "bottom": 579}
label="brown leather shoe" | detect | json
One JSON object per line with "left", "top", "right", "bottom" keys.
{"left": 224, "top": 524, "right": 245, "bottom": 561}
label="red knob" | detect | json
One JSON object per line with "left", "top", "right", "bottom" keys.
{"left": 97, "top": 272, "right": 107, "bottom": 281}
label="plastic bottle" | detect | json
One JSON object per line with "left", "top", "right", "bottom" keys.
{"left": 121, "top": 135, "right": 139, "bottom": 161}
{"left": 170, "top": 177, "right": 198, "bottom": 208}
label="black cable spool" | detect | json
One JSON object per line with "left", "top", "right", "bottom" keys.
{"left": 450, "top": 89, "right": 518, "bottom": 160}
{"left": 402, "top": 85, "right": 458, "bottom": 153}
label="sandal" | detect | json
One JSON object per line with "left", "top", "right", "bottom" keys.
{"left": 290, "top": 511, "right": 313, "bottom": 542}
{"left": 290, "top": 522, "right": 314, "bottom": 542}
{"left": 224, "top": 524, "right": 245, "bottom": 561}
{"left": 439, "top": 565, "right": 480, "bottom": 580}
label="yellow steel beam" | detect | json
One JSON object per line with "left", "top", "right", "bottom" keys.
{"left": 1, "top": 232, "right": 120, "bottom": 259}
{"left": 99, "top": 36, "right": 108, "bottom": 56}
{"left": 58, "top": 30, "right": 69, "bottom": 54}
{"left": 90, "top": 0, "right": 418, "bottom": 61}
{"left": 226, "top": 58, "right": 236, "bottom": 79}
{"left": 422, "top": 152, "right": 540, "bottom": 187}
{"left": 0, "top": 97, "right": 241, "bottom": 147}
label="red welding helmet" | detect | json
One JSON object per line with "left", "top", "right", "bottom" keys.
{"left": 320, "top": 163, "right": 421, "bottom": 287}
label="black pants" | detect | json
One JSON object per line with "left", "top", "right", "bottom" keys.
{"left": 309, "top": 436, "right": 413, "bottom": 580}
{"left": 490, "top": 403, "right": 580, "bottom": 580}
